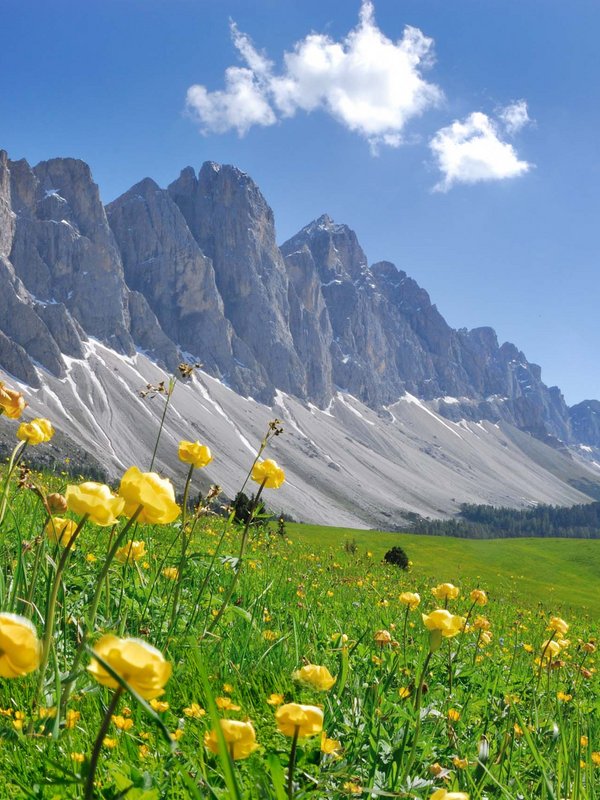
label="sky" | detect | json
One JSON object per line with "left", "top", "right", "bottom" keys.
{"left": 1, "top": 0, "right": 598, "bottom": 405}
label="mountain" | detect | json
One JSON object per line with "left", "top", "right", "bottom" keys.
{"left": 1, "top": 148, "right": 599, "bottom": 527}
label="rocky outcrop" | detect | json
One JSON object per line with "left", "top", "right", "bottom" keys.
{"left": 570, "top": 401, "right": 600, "bottom": 447}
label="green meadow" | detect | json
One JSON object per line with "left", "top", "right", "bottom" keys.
{"left": 0, "top": 411, "right": 598, "bottom": 799}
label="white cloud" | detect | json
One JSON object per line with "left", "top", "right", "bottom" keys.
{"left": 430, "top": 110, "right": 532, "bottom": 192}
{"left": 186, "top": 1, "right": 443, "bottom": 149}
{"left": 498, "top": 100, "right": 530, "bottom": 134}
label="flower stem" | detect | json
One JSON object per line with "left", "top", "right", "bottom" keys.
{"left": 84, "top": 686, "right": 124, "bottom": 800}
{"left": 287, "top": 726, "right": 300, "bottom": 800}
{"left": 169, "top": 463, "right": 195, "bottom": 631}
{"left": 0, "top": 441, "right": 27, "bottom": 526}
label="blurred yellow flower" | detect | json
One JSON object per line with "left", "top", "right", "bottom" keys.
{"left": 178, "top": 440, "right": 213, "bottom": 468}
{"left": 46, "top": 493, "right": 67, "bottom": 514}
{"left": 71, "top": 752, "right": 85, "bottom": 764}
{"left": 87, "top": 635, "right": 171, "bottom": 699}
{"left": 275, "top": 703, "right": 324, "bottom": 737}
{"left": 119, "top": 467, "right": 180, "bottom": 524}
{"left": 452, "top": 756, "right": 468, "bottom": 769}
{"left": 321, "top": 732, "right": 342, "bottom": 755}
{"left": 150, "top": 699, "right": 169, "bottom": 712}
{"left": 65, "top": 709, "right": 81, "bottom": 729}
{"left": 343, "top": 782, "right": 362, "bottom": 795}
{"left": 0, "top": 383, "right": 26, "bottom": 419}
{"left": 251, "top": 459, "right": 285, "bottom": 489}
{"left": 44, "top": 517, "right": 77, "bottom": 547}
{"left": 0, "top": 613, "right": 41, "bottom": 678}
{"left": 215, "top": 696, "right": 241, "bottom": 711}
{"left": 183, "top": 703, "right": 205, "bottom": 719}
{"left": 16, "top": 418, "right": 54, "bottom": 445}
{"left": 66, "top": 482, "right": 125, "bottom": 526}
{"left": 161, "top": 567, "right": 179, "bottom": 580}
{"left": 112, "top": 714, "right": 134, "bottom": 730}
{"left": 399, "top": 592, "right": 421, "bottom": 609}
{"left": 430, "top": 791, "right": 469, "bottom": 800}
{"left": 292, "top": 664, "right": 336, "bottom": 691}
{"left": 115, "top": 540, "right": 147, "bottom": 563}
{"left": 541, "top": 639, "right": 561, "bottom": 660}
{"left": 447, "top": 709, "right": 460, "bottom": 722}
{"left": 103, "top": 737, "right": 118, "bottom": 749}
{"left": 548, "top": 616, "right": 569, "bottom": 636}
{"left": 431, "top": 583, "right": 460, "bottom": 601}
{"left": 204, "top": 719, "right": 259, "bottom": 760}
{"left": 374, "top": 629, "right": 392, "bottom": 646}
{"left": 470, "top": 589, "right": 488, "bottom": 606}
{"left": 267, "top": 693, "right": 285, "bottom": 706}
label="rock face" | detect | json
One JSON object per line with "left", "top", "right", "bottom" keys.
{"left": 0, "top": 148, "right": 598, "bottom": 462}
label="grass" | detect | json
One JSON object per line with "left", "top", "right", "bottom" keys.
{"left": 289, "top": 523, "right": 600, "bottom": 617}
{"left": 0, "top": 424, "right": 598, "bottom": 799}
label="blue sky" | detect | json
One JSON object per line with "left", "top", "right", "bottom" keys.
{"left": 1, "top": 0, "right": 598, "bottom": 404}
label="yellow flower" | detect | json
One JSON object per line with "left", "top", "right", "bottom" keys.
{"left": 580, "top": 735, "right": 589, "bottom": 747}
{"left": 115, "top": 540, "right": 147, "bottom": 563}
{"left": 431, "top": 583, "right": 460, "bottom": 601}
{"left": 16, "top": 418, "right": 54, "bottom": 445}
{"left": 251, "top": 459, "right": 285, "bottom": 489}
{"left": 399, "top": 687, "right": 411, "bottom": 699}
{"left": 473, "top": 616, "right": 491, "bottom": 631}
{"left": 112, "top": 714, "right": 134, "bottom": 730}
{"left": 0, "top": 613, "right": 42, "bottom": 678}
{"left": 183, "top": 703, "right": 205, "bottom": 719}
{"left": 204, "top": 719, "right": 259, "bottom": 760}
{"left": 178, "top": 441, "right": 213, "bottom": 469}
{"left": 343, "top": 782, "right": 362, "bottom": 795}
{"left": 215, "top": 696, "right": 241, "bottom": 711}
{"left": 65, "top": 709, "right": 81, "bottom": 729}
{"left": 87, "top": 635, "right": 172, "bottom": 700}
{"left": 267, "top": 693, "right": 285, "bottom": 706}
{"left": 66, "top": 482, "right": 125, "bottom": 526}
{"left": 119, "top": 467, "right": 180, "bottom": 525}
{"left": 548, "top": 616, "right": 569, "bottom": 636}
{"left": 44, "top": 517, "right": 78, "bottom": 547}
{"left": 292, "top": 664, "right": 336, "bottom": 691}
{"left": 470, "top": 589, "right": 488, "bottom": 606}
{"left": 452, "top": 756, "right": 468, "bottom": 769}
{"left": 85, "top": 553, "right": 98, "bottom": 563}
{"left": 0, "top": 383, "right": 26, "bottom": 419}
{"left": 71, "top": 752, "right": 85, "bottom": 764}
{"left": 430, "top": 791, "right": 470, "bottom": 800}
{"left": 447, "top": 709, "right": 460, "bottom": 722}
{"left": 399, "top": 591, "right": 421, "bottom": 609}
{"left": 557, "top": 691, "right": 572, "bottom": 702}
{"left": 541, "top": 639, "right": 561, "bottom": 660}
{"left": 422, "top": 610, "right": 465, "bottom": 646}
{"left": 103, "top": 737, "right": 118, "bottom": 748}
{"left": 275, "top": 703, "right": 324, "bottom": 737}
{"left": 161, "top": 567, "right": 179, "bottom": 580}
{"left": 591, "top": 752, "right": 600, "bottom": 766}
{"left": 150, "top": 699, "right": 169, "bottom": 712}
{"left": 321, "top": 732, "right": 342, "bottom": 755}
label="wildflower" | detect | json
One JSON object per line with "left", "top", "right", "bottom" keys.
{"left": 85, "top": 553, "right": 98, "bottom": 563}
{"left": 263, "top": 630, "right": 278, "bottom": 641}
{"left": 267, "top": 693, "right": 285, "bottom": 706}
{"left": 161, "top": 566, "right": 179, "bottom": 580}
{"left": 399, "top": 686, "right": 411, "bottom": 699}
{"left": 557, "top": 691, "right": 572, "bottom": 702}
{"left": 399, "top": 591, "right": 421, "bottom": 609}
{"left": 251, "top": 459, "right": 285, "bottom": 489}
{"left": 71, "top": 753, "right": 85, "bottom": 763}
{"left": 119, "top": 466, "right": 180, "bottom": 524}
{"left": 447, "top": 709, "right": 461, "bottom": 722}
{"left": 150, "top": 699, "right": 169, "bottom": 712}
{"left": 452, "top": 756, "right": 468, "bottom": 769}
{"left": 321, "top": 732, "right": 342, "bottom": 755}
{"left": 16, "top": 418, "right": 54, "bottom": 444}
{"left": 178, "top": 441, "right": 213, "bottom": 468}
{"left": 215, "top": 696, "right": 241, "bottom": 711}
{"left": 112, "top": 715, "right": 134, "bottom": 730}
{"left": 44, "top": 517, "right": 78, "bottom": 547}
{"left": 171, "top": 729, "right": 184, "bottom": 741}
{"left": 513, "top": 724, "right": 523, "bottom": 737}
{"left": 12, "top": 711, "right": 25, "bottom": 731}
{"left": 592, "top": 752, "right": 600, "bottom": 766}
{"left": 583, "top": 641, "right": 596, "bottom": 653}
{"left": 87, "top": 635, "right": 171, "bottom": 700}
{"left": 222, "top": 683, "right": 234, "bottom": 694}
{"left": 103, "top": 737, "right": 118, "bottom": 748}
{"left": 523, "top": 643, "right": 534, "bottom": 653}
{"left": 0, "top": 383, "right": 26, "bottom": 418}
{"left": 115, "top": 540, "right": 147, "bottom": 563}
{"left": 470, "top": 589, "right": 488, "bottom": 606}
{"left": 46, "top": 493, "right": 67, "bottom": 514}
{"left": 548, "top": 616, "right": 569, "bottom": 636}
{"left": 473, "top": 616, "right": 491, "bottom": 631}
{"left": 292, "top": 664, "right": 336, "bottom": 691}
{"left": 374, "top": 629, "right": 392, "bottom": 646}
{"left": 422, "top": 610, "right": 465, "bottom": 650}
{"left": 204, "top": 719, "right": 259, "bottom": 760}
{"left": 39, "top": 707, "right": 57, "bottom": 719}
{"left": 331, "top": 632, "right": 349, "bottom": 644}
{"left": 139, "top": 744, "right": 151, "bottom": 759}
{"left": 479, "top": 631, "right": 493, "bottom": 647}
{"left": 183, "top": 703, "right": 205, "bottom": 719}
{"left": 431, "top": 583, "right": 460, "bottom": 601}
{"left": 275, "top": 703, "right": 324, "bottom": 737}
{"left": 0, "top": 613, "right": 42, "bottom": 678}
{"left": 65, "top": 709, "right": 81, "bottom": 729}
{"left": 430, "top": 791, "right": 469, "bottom": 800}
{"left": 581, "top": 735, "right": 589, "bottom": 747}
{"left": 541, "top": 639, "right": 561, "bottom": 660}
{"left": 343, "top": 781, "right": 362, "bottom": 794}
{"left": 66, "top": 482, "right": 125, "bottom": 526}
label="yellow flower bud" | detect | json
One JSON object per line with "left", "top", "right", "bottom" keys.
{"left": 0, "top": 613, "right": 42, "bottom": 678}
{"left": 251, "top": 459, "right": 285, "bottom": 489}
{"left": 275, "top": 703, "right": 323, "bottom": 738}
{"left": 66, "top": 482, "right": 125, "bottom": 526}
{"left": 178, "top": 441, "right": 213, "bottom": 469}
{"left": 470, "top": 589, "right": 488, "bottom": 606}
{"left": 548, "top": 616, "right": 569, "bottom": 636}
{"left": 16, "top": 418, "right": 54, "bottom": 445}
{"left": 204, "top": 719, "right": 259, "bottom": 760}
{"left": 87, "top": 635, "right": 171, "bottom": 700}
{"left": 292, "top": 664, "right": 336, "bottom": 691}
{"left": 119, "top": 467, "right": 180, "bottom": 525}
{"left": 399, "top": 592, "right": 421, "bottom": 609}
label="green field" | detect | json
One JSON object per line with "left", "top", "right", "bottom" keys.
{"left": 289, "top": 523, "right": 600, "bottom": 617}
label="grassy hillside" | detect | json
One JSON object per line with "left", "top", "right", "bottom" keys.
{"left": 289, "top": 523, "right": 600, "bottom": 617}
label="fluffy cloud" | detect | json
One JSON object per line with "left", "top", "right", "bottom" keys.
{"left": 186, "top": 1, "right": 443, "bottom": 149}
{"left": 430, "top": 109, "right": 532, "bottom": 192}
